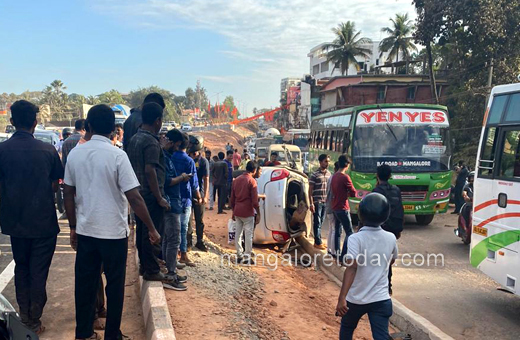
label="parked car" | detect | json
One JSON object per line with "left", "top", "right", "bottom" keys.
{"left": 181, "top": 123, "right": 193, "bottom": 132}
{"left": 0, "top": 133, "right": 10, "bottom": 143}
{"left": 34, "top": 130, "right": 60, "bottom": 150}
{"left": 253, "top": 167, "right": 311, "bottom": 247}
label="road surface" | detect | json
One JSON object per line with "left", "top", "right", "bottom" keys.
{"left": 393, "top": 210, "right": 520, "bottom": 339}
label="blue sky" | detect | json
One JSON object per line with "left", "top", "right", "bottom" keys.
{"left": 0, "top": 0, "right": 415, "bottom": 115}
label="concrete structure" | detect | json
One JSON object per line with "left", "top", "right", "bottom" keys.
{"left": 308, "top": 42, "right": 393, "bottom": 80}
{"left": 280, "top": 77, "right": 301, "bottom": 104}
{"left": 318, "top": 75, "right": 448, "bottom": 113}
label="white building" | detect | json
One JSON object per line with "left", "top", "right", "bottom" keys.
{"left": 307, "top": 41, "right": 393, "bottom": 80}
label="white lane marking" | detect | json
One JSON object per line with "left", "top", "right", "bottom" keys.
{"left": 0, "top": 260, "right": 15, "bottom": 293}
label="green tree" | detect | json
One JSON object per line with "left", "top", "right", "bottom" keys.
{"left": 98, "top": 89, "right": 125, "bottom": 106}
{"left": 379, "top": 13, "right": 417, "bottom": 73}
{"left": 413, "top": 0, "right": 520, "bottom": 163}
{"left": 40, "top": 80, "right": 70, "bottom": 120}
{"left": 324, "top": 21, "right": 372, "bottom": 75}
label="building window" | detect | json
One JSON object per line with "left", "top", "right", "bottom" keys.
{"left": 377, "top": 86, "right": 386, "bottom": 100}
{"left": 358, "top": 62, "right": 364, "bottom": 71}
{"left": 313, "top": 64, "right": 320, "bottom": 75}
{"left": 321, "top": 61, "right": 329, "bottom": 73}
{"left": 407, "top": 87, "right": 416, "bottom": 100}
{"left": 376, "top": 59, "right": 379, "bottom": 66}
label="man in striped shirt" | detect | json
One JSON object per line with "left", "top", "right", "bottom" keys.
{"left": 308, "top": 154, "right": 331, "bottom": 249}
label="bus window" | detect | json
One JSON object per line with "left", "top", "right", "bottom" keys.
{"left": 499, "top": 130, "right": 520, "bottom": 179}
{"left": 504, "top": 93, "right": 520, "bottom": 123}
{"left": 330, "top": 131, "right": 335, "bottom": 150}
{"left": 324, "top": 131, "right": 329, "bottom": 150}
{"left": 479, "top": 127, "right": 498, "bottom": 177}
{"left": 317, "top": 131, "right": 323, "bottom": 149}
{"left": 336, "top": 131, "right": 343, "bottom": 152}
{"left": 488, "top": 94, "right": 508, "bottom": 124}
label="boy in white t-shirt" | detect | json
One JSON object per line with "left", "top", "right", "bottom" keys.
{"left": 336, "top": 193, "right": 398, "bottom": 340}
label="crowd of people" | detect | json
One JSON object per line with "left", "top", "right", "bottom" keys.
{"left": 0, "top": 93, "right": 261, "bottom": 340}
{"left": 0, "top": 94, "right": 427, "bottom": 340}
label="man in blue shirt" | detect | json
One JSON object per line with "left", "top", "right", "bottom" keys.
{"left": 225, "top": 150, "right": 234, "bottom": 209}
{"left": 168, "top": 129, "right": 201, "bottom": 267}
{"left": 161, "top": 131, "right": 192, "bottom": 291}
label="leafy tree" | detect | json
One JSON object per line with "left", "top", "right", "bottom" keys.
{"left": 40, "top": 80, "right": 70, "bottom": 119}
{"left": 413, "top": 0, "right": 520, "bottom": 164}
{"left": 98, "top": 89, "right": 125, "bottom": 106}
{"left": 379, "top": 13, "right": 417, "bottom": 73}
{"left": 324, "top": 21, "right": 372, "bottom": 75}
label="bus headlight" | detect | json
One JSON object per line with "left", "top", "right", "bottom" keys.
{"left": 430, "top": 188, "right": 451, "bottom": 201}
{"left": 357, "top": 190, "right": 370, "bottom": 198}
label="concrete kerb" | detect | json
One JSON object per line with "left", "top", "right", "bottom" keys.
{"left": 295, "top": 236, "right": 454, "bottom": 340}
{"left": 134, "top": 245, "right": 176, "bottom": 340}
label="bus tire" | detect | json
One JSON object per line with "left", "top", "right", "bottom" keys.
{"left": 415, "top": 214, "right": 434, "bottom": 226}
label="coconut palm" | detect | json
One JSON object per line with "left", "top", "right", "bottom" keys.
{"left": 324, "top": 22, "right": 372, "bottom": 76}
{"left": 379, "top": 13, "right": 417, "bottom": 73}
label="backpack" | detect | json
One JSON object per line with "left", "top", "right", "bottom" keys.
{"left": 373, "top": 183, "right": 404, "bottom": 236}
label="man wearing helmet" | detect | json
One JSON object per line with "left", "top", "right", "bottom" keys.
{"left": 336, "top": 193, "right": 398, "bottom": 340}
{"left": 187, "top": 134, "right": 210, "bottom": 252}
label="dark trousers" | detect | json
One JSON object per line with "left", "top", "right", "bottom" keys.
{"left": 454, "top": 185, "right": 464, "bottom": 213}
{"left": 312, "top": 202, "right": 326, "bottom": 245}
{"left": 11, "top": 235, "right": 57, "bottom": 331}
{"left": 135, "top": 199, "right": 164, "bottom": 275}
{"left": 226, "top": 182, "right": 233, "bottom": 203}
{"left": 188, "top": 202, "right": 206, "bottom": 244}
{"left": 215, "top": 184, "right": 227, "bottom": 213}
{"left": 333, "top": 210, "right": 353, "bottom": 258}
{"left": 340, "top": 299, "right": 393, "bottom": 340}
{"left": 75, "top": 235, "right": 128, "bottom": 340}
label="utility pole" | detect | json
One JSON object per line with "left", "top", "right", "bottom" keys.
{"left": 486, "top": 58, "right": 494, "bottom": 103}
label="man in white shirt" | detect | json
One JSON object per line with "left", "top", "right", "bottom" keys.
{"left": 336, "top": 193, "right": 397, "bottom": 340}
{"left": 64, "top": 104, "right": 161, "bottom": 340}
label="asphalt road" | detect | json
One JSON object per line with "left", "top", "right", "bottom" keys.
{"left": 393, "top": 210, "right": 520, "bottom": 340}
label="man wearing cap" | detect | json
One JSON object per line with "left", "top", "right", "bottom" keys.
{"left": 188, "top": 135, "right": 209, "bottom": 252}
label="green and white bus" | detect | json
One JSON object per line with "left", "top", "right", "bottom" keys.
{"left": 309, "top": 104, "right": 452, "bottom": 225}
{"left": 472, "top": 83, "right": 520, "bottom": 295}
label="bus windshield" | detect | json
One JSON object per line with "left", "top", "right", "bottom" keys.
{"left": 353, "top": 124, "right": 451, "bottom": 173}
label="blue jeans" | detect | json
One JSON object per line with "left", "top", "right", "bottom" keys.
{"left": 163, "top": 212, "right": 181, "bottom": 276}
{"left": 180, "top": 207, "right": 192, "bottom": 253}
{"left": 313, "top": 202, "right": 326, "bottom": 245}
{"left": 340, "top": 299, "right": 392, "bottom": 340}
{"left": 333, "top": 210, "right": 353, "bottom": 258}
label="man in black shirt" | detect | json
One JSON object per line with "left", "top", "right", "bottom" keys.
{"left": 123, "top": 93, "right": 165, "bottom": 151}
{"left": 373, "top": 164, "right": 404, "bottom": 295}
{"left": 127, "top": 102, "right": 170, "bottom": 282}
{"left": 0, "top": 100, "right": 64, "bottom": 335}
{"left": 187, "top": 135, "right": 209, "bottom": 251}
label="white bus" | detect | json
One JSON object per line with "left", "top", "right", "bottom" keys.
{"left": 472, "top": 83, "right": 520, "bottom": 295}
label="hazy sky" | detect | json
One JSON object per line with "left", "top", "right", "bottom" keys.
{"left": 1, "top": 0, "right": 416, "bottom": 115}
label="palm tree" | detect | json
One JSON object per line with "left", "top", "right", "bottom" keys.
{"left": 379, "top": 13, "right": 417, "bottom": 74}
{"left": 324, "top": 22, "right": 372, "bottom": 76}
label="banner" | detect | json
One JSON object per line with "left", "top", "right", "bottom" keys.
{"left": 356, "top": 109, "right": 449, "bottom": 127}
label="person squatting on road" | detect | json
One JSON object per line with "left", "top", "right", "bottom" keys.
{"left": 372, "top": 164, "right": 404, "bottom": 295}
{"left": 309, "top": 153, "right": 331, "bottom": 250}
{"left": 336, "top": 193, "right": 398, "bottom": 340}
{"left": 64, "top": 104, "right": 161, "bottom": 340}
{"left": 231, "top": 161, "right": 261, "bottom": 265}
{"left": 330, "top": 154, "right": 357, "bottom": 259}
{"left": 127, "top": 102, "right": 171, "bottom": 282}
{"left": 0, "top": 100, "right": 64, "bottom": 335}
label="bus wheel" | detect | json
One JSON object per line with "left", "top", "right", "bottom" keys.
{"left": 415, "top": 214, "right": 434, "bottom": 226}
